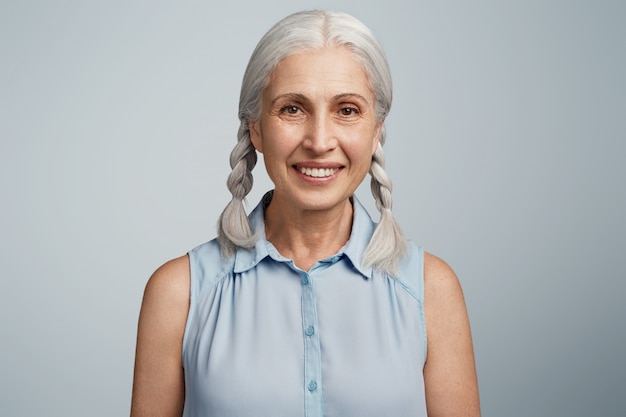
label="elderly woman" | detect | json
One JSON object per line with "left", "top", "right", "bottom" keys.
{"left": 131, "top": 10, "right": 480, "bottom": 417}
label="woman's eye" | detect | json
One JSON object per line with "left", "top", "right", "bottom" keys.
{"left": 340, "top": 107, "right": 359, "bottom": 116}
{"left": 282, "top": 105, "right": 301, "bottom": 114}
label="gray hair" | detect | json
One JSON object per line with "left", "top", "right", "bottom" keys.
{"left": 217, "top": 10, "right": 407, "bottom": 275}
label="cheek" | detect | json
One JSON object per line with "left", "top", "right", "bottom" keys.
{"left": 344, "top": 129, "right": 378, "bottom": 159}
{"left": 258, "top": 132, "right": 296, "bottom": 171}
{"left": 264, "top": 125, "right": 300, "bottom": 153}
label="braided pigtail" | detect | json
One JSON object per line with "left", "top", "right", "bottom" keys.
{"left": 217, "top": 121, "right": 259, "bottom": 258}
{"left": 363, "top": 126, "right": 408, "bottom": 275}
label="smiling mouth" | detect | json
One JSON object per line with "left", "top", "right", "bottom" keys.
{"left": 298, "top": 167, "right": 340, "bottom": 178}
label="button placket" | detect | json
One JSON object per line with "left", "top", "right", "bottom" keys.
{"left": 300, "top": 271, "right": 323, "bottom": 417}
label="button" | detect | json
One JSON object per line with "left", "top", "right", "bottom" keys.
{"left": 301, "top": 275, "right": 309, "bottom": 285}
{"left": 305, "top": 326, "right": 315, "bottom": 336}
{"left": 308, "top": 380, "right": 317, "bottom": 392}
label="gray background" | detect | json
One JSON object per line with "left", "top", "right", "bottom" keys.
{"left": 1, "top": 0, "right": 624, "bottom": 416}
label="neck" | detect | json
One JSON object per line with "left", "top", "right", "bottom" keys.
{"left": 264, "top": 196, "right": 354, "bottom": 271}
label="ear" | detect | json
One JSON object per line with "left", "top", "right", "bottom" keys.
{"left": 249, "top": 119, "right": 263, "bottom": 153}
{"left": 371, "top": 122, "right": 382, "bottom": 155}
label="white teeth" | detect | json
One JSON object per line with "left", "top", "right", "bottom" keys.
{"left": 299, "top": 167, "right": 338, "bottom": 178}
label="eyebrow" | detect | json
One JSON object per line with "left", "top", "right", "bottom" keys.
{"left": 270, "top": 93, "right": 308, "bottom": 107}
{"left": 334, "top": 93, "right": 370, "bottom": 105}
{"left": 270, "top": 92, "right": 371, "bottom": 107}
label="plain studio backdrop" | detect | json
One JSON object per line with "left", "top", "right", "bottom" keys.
{"left": 1, "top": 1, "right": 624, "bottom": 416}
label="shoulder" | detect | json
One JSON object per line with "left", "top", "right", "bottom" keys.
{"left": 136, "top": 255, "right": 190, "bottom": 361}
{"left": 146, "top": 254, "right": 190, "bottom": 295}
{"left": 423, "top": 251, "right": 464, "bottom": 302}
{"left": 423, "top": 251, "right": 470, "bottom": 351}
{"left": 393, "top": 246, "right": 461, "bottom": 299}
{"left": 422, "top": 251, "right": 472, "bottom": 354}
{"left": 141, "top": 255, "right": 190, "bottom": 318}
{"left": 187, "top": 239, "right": 238, "bottom": 296}
{"left": 188, "top": 239, "right": 234, "bottom": 276}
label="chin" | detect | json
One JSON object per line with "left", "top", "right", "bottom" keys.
{"left": 290, "top": 192, "right": 352, "bottom": 213}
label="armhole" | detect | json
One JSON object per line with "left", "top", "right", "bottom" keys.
{"left": 416, "top": 245, "right": 427, "bottom": 363}
{"left": 181, "top": 250, "right": 197, "bottom": 359}
{"left": 394, "top": 242, "right": 427, "bottom": 364}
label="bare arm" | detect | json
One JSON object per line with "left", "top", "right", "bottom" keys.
{"left": 423, "top": 252, "right": 481, "bottom": 417}
{"left": 130, "top": 255, "right": 190, "bottom": 417}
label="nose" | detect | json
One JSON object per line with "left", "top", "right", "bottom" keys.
{"left": 303, "top": 113, "right": 337, "bottom": 154}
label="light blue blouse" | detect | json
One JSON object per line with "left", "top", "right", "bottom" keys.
{"left": 183, "top": 192, "right": 427, "bottom": 417}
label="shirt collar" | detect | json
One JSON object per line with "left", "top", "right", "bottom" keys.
{"left": 233, "top": 191, "right": 376, "bottom": 279}
{"left": 233, "top": 192, "right": 273, "bottom": 274}
{"left": 341, "top": 195, "right": 376, "bottom": 278}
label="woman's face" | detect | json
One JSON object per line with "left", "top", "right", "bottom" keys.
{"left": 250, "top": 47, "right": 381, "bottom": 214}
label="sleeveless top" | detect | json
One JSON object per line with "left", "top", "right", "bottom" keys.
{"left": 182, "top": 193, "right": 428, "bottom": 417}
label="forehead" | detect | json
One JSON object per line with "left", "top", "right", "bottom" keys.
{"left": 264, "top": 47, "right": 373, "bottom": 98}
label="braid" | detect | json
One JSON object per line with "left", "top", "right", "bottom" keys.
{"left": 363, "top": 128, "right": 408, "bottom": 275}
{"left": 217, "top": 121, "right": 259, "bottom": 258}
